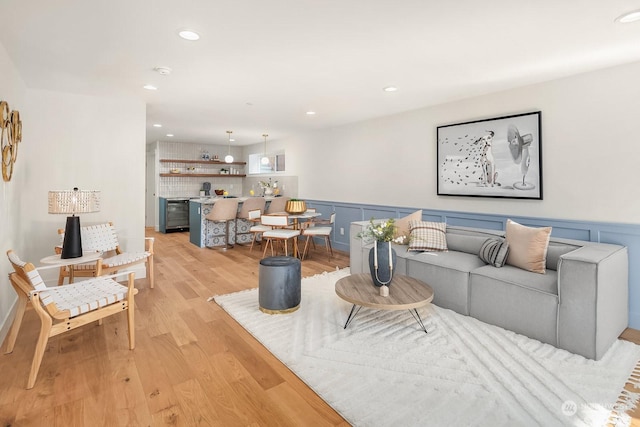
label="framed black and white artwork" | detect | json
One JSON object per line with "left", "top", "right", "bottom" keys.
{"left": 437, "top": 111, "right": 542, "bottom": 199}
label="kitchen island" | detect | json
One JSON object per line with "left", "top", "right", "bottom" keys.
{"left": 189, "top": 196, "right": 277, "bottom": 247}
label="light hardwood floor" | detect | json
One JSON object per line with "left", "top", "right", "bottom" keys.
{"left": 2, "top": 229, "right": 639, "bottom": 426}
{"left": 0, "top": 229, "right": 350, "bottom": 426}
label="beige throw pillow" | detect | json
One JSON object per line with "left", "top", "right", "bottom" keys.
{"left": 505, "top": 219, "right": 552, "bottom": 274}
{"left": 393, "top": 210, "right": 423, "bottom": 245}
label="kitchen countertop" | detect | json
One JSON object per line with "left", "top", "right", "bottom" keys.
{"left": 189, "top": 196, "right": 278, "bottom": 204}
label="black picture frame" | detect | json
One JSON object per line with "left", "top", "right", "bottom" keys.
{"left": 437, "top": 111, "right": 542, "bottom": 199}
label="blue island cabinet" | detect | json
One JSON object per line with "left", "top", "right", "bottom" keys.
{"left": 189, "top": 200, "right": 204, "bottom": 246}
{"left": 189, "top": 197, "right": 275, "bottom": 248}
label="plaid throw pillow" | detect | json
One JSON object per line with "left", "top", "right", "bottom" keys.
{"left": 408, "top": 220, "right": 447, "bottom": 252}
{"left": 478, "top": 238, "right": 510, "bottom": 267}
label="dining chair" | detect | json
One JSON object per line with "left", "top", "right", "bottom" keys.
{"left": 205, "top": 198, "right": 240, "bottom": 250}
{"left": 301, "top": 212, "right": 336, "bottom": 261}
{"left": 249, "top": 210, "right": 273, "bottom": 252}
{"left": 56, "top": 222, "right": 155, "bottom": 288}
{"left": 4, "top": 250, "right": 137, "bottom": 389}
{"left": 260, "top": 215, "right": 300, "bottom": 258}
{"left": 235, "top": 197, "right": 266, "bottom": 245}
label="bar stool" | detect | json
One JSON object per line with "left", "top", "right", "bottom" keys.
{"left": 235, "top": 197, "right": 266, "bottom": 245}
{"left": 265, "top": 197, "right": 290, "bottom": 214}
{"left": 204, "top": 198, "right": 240, "bottom": 250}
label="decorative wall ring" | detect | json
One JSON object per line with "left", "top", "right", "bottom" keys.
{"left": 1, "top": 100, "right": 22, "bottom": 182}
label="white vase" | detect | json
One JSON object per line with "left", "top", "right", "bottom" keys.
{"left": 264, "top": 187, "right": 274, "bottom": 196}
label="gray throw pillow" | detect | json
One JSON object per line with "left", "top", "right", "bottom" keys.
{"left": 479, "top": 238, "right": 510, "bottom": 268}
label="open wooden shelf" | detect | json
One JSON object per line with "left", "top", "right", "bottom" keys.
{"left": 160, "top": 173, "right": 246, "bottom": 178}
{"left": 160, "top": 159, "right": 246, "bottom": 165}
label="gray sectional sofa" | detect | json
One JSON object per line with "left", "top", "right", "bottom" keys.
{"left": 349, "top": 221, "right": 629, "bottom": 360}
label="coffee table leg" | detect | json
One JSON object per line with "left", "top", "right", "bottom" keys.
{"left": 410, "top": 309, "right": 428, "bottom": 333}
{"left": 344, "top": 304, "right": 363, "bottom": 329}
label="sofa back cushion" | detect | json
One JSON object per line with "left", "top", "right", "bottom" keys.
{"left": 443, "top": 224, "right": 583, "bottom": 271}
{"left": 446, "top": 226, "right": 503, "bottom": 255}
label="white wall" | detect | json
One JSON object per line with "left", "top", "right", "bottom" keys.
{"left": 21, "top": 89, "right": 146, "bottom": 269}
{"left": 0, "top": 43, "right": 27, "bottom": 342}
{"left": 0, "top": 41, "right": 146, "bottom": 344}
{"left": 284, "top": 60, "right": 640, "bottom": 225}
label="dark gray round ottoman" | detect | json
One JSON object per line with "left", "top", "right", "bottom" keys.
{"left": 259, "top": 256, "right": 301, "bottom": 314}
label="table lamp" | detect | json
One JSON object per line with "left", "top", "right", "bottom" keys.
{"left": 48, "top": 188, "right": 100, "bottom": 259}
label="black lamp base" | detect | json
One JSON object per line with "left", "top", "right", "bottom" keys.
{"left": 61, "top": 216, "right": 83, "bottom": 259}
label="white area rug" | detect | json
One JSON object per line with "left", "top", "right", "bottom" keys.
{"left": 214, "top": 268, "right": 640, "bottom": 427}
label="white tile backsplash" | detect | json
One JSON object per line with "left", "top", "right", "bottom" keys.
{"left": 157, "top": 141, "right": 298, "bottom": 199}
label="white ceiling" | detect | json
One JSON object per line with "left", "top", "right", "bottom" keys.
{"left": 1, "top": 0, "right": 640, "bottom": 146}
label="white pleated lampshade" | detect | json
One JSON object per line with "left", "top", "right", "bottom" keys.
{"left": 48, "top": 189, "right": 100, "bottom": 214}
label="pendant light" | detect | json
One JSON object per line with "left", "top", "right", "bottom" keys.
{"left": 225, "top": 130, "right": 234, "bottom": 163}
{"left": 261, "top": 134, "right": 269, "bottom": 165}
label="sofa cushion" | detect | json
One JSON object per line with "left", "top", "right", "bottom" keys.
{"left": 394, "top": 210, "right": 422, "bottom": 244}
{"left": 478, "top": 238, "right": 510, "bottom": 267}
{"left": 470, "top": 265, "right": 559, "bottom": 346}
{"left": 408, "top": 220, "right": 448, "bottom": 252}
{"left": 505, "top": 219, "right": 551, "bottom": 274}
{"left": 406, "top": 251, "right": 486, "bottom": 315}
{"left": 472, "top": 264, "right": 558, "bottom": 295}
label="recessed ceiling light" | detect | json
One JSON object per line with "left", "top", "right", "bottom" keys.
{"left": 143, "top": 84, "right": 158, "bottom": 90}
{"left": 615, "top": 9, "right": 640, "bottom": 23}
{"left": 166, "top": 134, "right": 174, "bottom": 137}
{"left": 153, "top": 124, "right": 162, "bottom": 128}
{"left": 306, "top": 111, "right": 316, "bottom": 115}
{"left": 178, "top": 29, "right": 200, "bottom": 40}
{"left": 154, "top": 66, "right": 172, "bottom": 75}
{"left": 383, "top": 86, "right": 398, "bottom": 92}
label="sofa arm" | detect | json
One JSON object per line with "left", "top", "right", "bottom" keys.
{"left": 557, "top": 244, "right": 628, "bottom": 360}
{"left": 350, "top": 221, "right": 371, "bottom": 274}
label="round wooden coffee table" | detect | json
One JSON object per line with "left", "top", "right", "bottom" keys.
{"left": 335, "top": 273, "right": 434, "bottom": 333}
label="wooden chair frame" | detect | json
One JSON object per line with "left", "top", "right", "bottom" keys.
{"left": 4, "top": 250, "right": 137, "bottom": 389}
{"left": 56, "top": 221, "right": 154, "bottom": 288}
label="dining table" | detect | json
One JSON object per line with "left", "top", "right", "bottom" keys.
{"left": 278, "top": 211, "right": 322, "bottom": 230}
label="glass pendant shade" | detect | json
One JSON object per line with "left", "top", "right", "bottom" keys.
{"left": 261, "top": 134, "right": 269, "bottom": 165}
{"left": 225, "top": 130, "right": 233, "bottom": 163}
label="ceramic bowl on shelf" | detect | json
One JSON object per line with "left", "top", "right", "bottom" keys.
{"left": 170, "top": 168, "right": 180, "bottom": 174}
{"left": 214, "top": 189, "right": 225, "bottom": 196}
